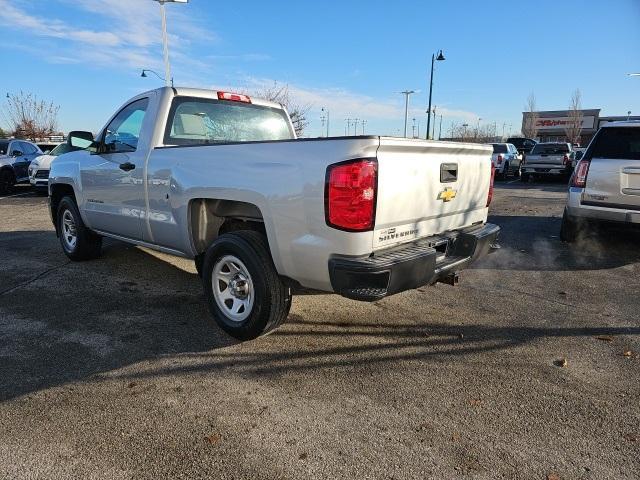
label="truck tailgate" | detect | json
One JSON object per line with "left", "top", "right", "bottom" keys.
{"left": 373, "top": 138, "right": 492, "bottom": 250}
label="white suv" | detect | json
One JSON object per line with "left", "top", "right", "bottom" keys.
{"left": 561, "top": 121, "right": 640, "bottom": 241}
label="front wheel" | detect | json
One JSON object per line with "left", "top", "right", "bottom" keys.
{"left": 202, "top": 230, "right": 291, "bottom": 340}
{"left": 0, "top": 169, "right": 15, "bottom": 195}
{"left": 57, "top": 196, "right": 102, "bottom": 260}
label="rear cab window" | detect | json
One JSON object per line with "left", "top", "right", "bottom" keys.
{"left": 588, "top": 127, "right": 640, "bottom": 160}
{"left": 163, "top": 97, "right": 294, "bottom": 146}
{"left": 531, "top": 143, "right": 569, "bottom": 155}
{"left": 492, "top": 144, "right": 508, "bottom": 154}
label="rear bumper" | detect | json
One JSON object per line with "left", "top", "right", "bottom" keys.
{"left": 521, "top": 164, "right": 572, "bottom": 175}
{"left": 329, "top": 223, "right": 500, "bottom": 301}
{"left": 567, "top": 188, "right": 640, "bottom": 224}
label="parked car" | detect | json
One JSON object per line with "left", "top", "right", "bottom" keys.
{"left": 0, "top": 139, "right": 43, "bottom": 194}
{"left": 561, "top": 121, "right": 640, "bottom": 242}
{"left": 490, "top": 143, "right": 521, "bottom": 179}
{"left": 48, "top": 87, "right": 499, "bottom": 339}
{"left": 506, "top": 137, "right": 538, "bottom": 156}
{"left": 29, "top": 137, "right": 91, "bottom": 193}
{"left": 520, "top": 142, "right": 574, "bottom": 182}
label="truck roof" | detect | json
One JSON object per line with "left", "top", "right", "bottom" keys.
{"left": 600, "top": 120, "right": 640, "bottom": 128}
{"left": 140, "top": 86, "right": 286, "bottom": 111}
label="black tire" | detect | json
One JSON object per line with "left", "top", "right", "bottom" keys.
{"left": 502, "top": 162, "right": 510, "bottom": 179}
{"left": 560, "top": 209, "right": 584, "bottom": 243}
{"left": 56, "top": 196, "right": 102, "bottom": 260}
{"left": 0, "top": 169, "right": 15, "bottom": 195}
{"left": 520, "top": 172, "right": 530, "bottom": 183}
{"left": 194, "top": 254, "right": 204, "bottom": 277}
{"left": 202, "top": 230, "right": 291, "bottom": 340}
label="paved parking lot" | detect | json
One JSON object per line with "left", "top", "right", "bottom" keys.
{"left": 1, "top": 181, "right": 639, "bottom": 479}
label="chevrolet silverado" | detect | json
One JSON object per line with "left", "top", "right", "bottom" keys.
{"left": 48, "top": 87, "right": 499, "bottom": 339}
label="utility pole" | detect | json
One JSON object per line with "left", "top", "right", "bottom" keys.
{"left": 400, "top": 90, "right": 415, "bottom": 138}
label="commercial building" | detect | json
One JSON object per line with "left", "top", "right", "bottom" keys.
{"left": 521, "top": 109, "right": 640, "bottom": 146}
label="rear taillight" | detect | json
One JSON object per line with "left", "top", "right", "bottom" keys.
{"left": 497, "top": 154, "right": 503, "bottom": 165}
{"left": 217, "top": 91, "right": 251, "bottom": 103}
{"left": 487, "top": 164, "right": 496, "bottom": 207}
{"left": 563, "top": 154, "right": 569, "bottom": 165}
{"left": 325, "top": 159, "right": 377, "bottom": 231}
{"left": 571, "top": 159, "right": 591, "bottom": 188}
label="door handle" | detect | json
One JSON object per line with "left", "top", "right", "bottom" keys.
{"left": 119, "top": 162, "right": 135, "bottom": 172}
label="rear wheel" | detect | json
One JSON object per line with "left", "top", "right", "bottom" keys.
{"left": 202, "top": 230, "right": 291, "bottom": 340}
{"left": 56, "top": 196, "right": 102, "bottom": 260}
{"left": 0, "top": 169, "right": 15, "bottom": 195}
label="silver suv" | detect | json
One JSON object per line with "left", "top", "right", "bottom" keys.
{"left": 561, "top": 121, "right": 640, "bottom": 241}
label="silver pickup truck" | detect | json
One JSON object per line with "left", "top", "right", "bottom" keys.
{"left": 49, "top": 87, "right": 499, "bottom": 339}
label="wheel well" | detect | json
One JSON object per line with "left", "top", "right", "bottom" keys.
{"left": 49, "top": 183, "right": 76, "bottom": 231}
{"left": 190, "top": 199, "right": 267, "bottom": 255}
{"left": 0, "top": 166, "right": 15, "bottom": 180}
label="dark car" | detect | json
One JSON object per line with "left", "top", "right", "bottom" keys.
{"left": 0, "top": 139, "right": 43, "bottom": 194}
{"left": 507, "top": 137, "right": 538, "bottom": 156}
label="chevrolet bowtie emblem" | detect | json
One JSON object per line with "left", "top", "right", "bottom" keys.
{"left": 438, "top": 187, "right": 457, "bottom": 202}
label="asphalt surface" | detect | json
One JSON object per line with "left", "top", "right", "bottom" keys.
{"left": 0, "top": 181, "right": 639, "bottom": 479}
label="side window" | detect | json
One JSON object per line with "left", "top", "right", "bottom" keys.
{"left": 103, "top": 98, "right": 149, "bottom": 153}
{"left": 23, "top": 142, "right": 37, "bottom": 154}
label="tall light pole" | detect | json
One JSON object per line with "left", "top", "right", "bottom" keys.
{"left": 153, "top": 0, "right": 188, "bottom": 87}
{"left": 361, "top": 120, "right": 367, "bottom": 135}
{"left": 431, "top": 106, "right": 437, "bottom": 140}
{"left": 141, "top": 69, "right": 173, "bottom": 86}
{"left": 353, "top": 118, "right": 359, "bottom": 135}
{"left": 628, "top": 111, "right": 632, "bottom": 121}
{"left": 426, "top": 50, "right": 445, "bottom": 139}
{"left": 400, "top": 90, "right": 415, "bottom": 137}
{"left": 438, "top": 114, "right": 443, "bottom": 140}
{"left": 321, "top": 107, "right": 330, "bottom": 137}
{"left": 345, "top": 118, "right": 351, "bottom": 136}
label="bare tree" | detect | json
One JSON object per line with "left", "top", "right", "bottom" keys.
{"left": 564, "top": 89, "right": 583, "bottom": 145}
{"left": 522, "top": 92, "right": 539, "bottom": 139}
{"left": 246, "top": 82, "right": 310, "bottom": 137}
{"left": 2, "top": 91, "right": 60, "bottom": 141}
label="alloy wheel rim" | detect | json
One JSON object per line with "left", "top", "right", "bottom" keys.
{"left": 61, "top": 209, "right": 77, "bottom": 251}
{"left": 212, "top": 255, "right": 254, "bottom": 322}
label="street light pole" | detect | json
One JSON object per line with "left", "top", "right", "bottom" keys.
{"left": 400, "top": 90, "right": 415, "bottom": 138}
{"left": 426, "top": 50, "right": 445, "bottom": 140}
{"left": 322, "top": 107, "right": 330, "bottom": 137}
{"left": 154, "top": 0, "right": 188, "bottom": 87}
{"left": 438, "top": 114, "right": 443, "bottom": 140}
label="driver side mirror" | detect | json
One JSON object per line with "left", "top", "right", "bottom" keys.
{"left": 68, "top": 130, "right": 95, "bottom": 149}
{"left": 12, "top": 150, "right": 23, "bottom": 157}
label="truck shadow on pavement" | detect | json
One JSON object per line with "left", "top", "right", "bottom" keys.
{"left": 1, "top": 229, "right": 639, "bottom": 401}
{"left": 475, "top": 214, "right": 640, "bottom": 272}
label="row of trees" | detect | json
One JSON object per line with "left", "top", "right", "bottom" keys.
{"left": 522, "top": 89, "right": 584, "bottom": 144}
{"left": 1, "top": 92, "right": 60, "bottom": 140}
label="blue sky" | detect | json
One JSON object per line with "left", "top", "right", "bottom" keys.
{"left": 1, "top": 0, "right": 639, "bottom": 138}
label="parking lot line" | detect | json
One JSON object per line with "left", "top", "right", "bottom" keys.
{"left": 506, "top": 179, "right": 521, "bottom": 184}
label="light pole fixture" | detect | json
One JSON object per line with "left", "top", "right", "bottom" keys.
{"left": 153, "top": 0, "right": 188, "bottom": 87}
{"left": 141, "top": 69, "right": 173, "bottom": 87}
{"left": 400, "top": 90, "right": 415, "bottom": 137}
{"left": 628, "top": 73, "right": 640, "bottom": 76}
{"left": 426, "top": 49, "right": 445, "bottom": 139}
{"left": 321, "top": 107, "right": 330, "bottom": 137}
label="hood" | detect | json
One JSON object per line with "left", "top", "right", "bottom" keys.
{"left": 31, "top": 154, "right": 56, "bottom": 169}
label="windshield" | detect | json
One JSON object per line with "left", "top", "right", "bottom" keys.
{"left": 164, "top": 97, "right": 294, "bottom": 146}
{"left": 0, "top": 141, "right": 7, "bottom": 155}
{"left": 492, "top": 144, "right": 508, "bottom": 154}
{"left": 531, "top": 143, "right": 569, "bottom": 155}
